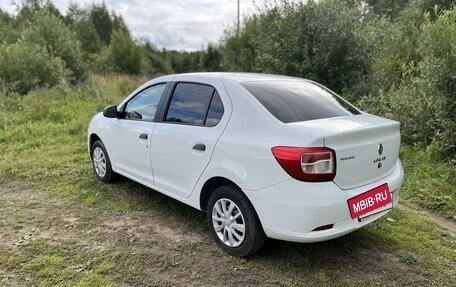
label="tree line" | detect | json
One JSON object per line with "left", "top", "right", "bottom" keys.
{"left": 0, "top": 0, "right": 454, "bottom": 159}
{"left": 0, "top": 0, "right": 220, "bottom": 94}
{"left": 221, "top": 0, "right": 455, "bottom": 158}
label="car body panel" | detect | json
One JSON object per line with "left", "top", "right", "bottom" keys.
{"left": 150, "top": 123, "right": 224, "bottom": 198}
{"left": 288, "top": 114, "right": 401, "bottom": 189}
{"left": 109, "top": 120, "right": 156, "bottom": 184}
{"left": 149, "top": 76, "right": 232, "bottom": 198}
{"left": 245, "top": 160, "right": 403, "bottom": 242}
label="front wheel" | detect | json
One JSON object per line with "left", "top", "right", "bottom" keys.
{"left": 207, "top": 185, "right": 265, "bottom": 257}
{"left": 91, "top": 140, "right": 116, "bottom": 183}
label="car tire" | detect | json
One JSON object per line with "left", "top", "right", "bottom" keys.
{"left": 207, "top": 184, "right": 266, "bottom": 257}
{"left": 91, "top": 140, "right": 117, "bottom": 183}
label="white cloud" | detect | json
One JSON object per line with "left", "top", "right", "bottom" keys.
{"left": 109, "top": 0, "right": 244, "bottom": 50}
{"left": 0, "top": 0, "right": 259, "bottom": 50}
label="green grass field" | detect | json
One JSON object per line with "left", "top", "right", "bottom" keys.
{"left": 0, "top": 75, "right": 454, "bottom": 286}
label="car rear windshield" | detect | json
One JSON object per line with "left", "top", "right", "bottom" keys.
{"left": 241, "top": 80, "right": 360, "bottom": 123}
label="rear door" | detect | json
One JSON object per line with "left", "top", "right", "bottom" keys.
{"left": 150, "top": 82, "right": 226, "bottom": 198}
{"left": 109, "top": 83, "right": 167, "bottom": 183}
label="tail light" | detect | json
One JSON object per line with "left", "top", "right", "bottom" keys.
{"left": 271, "top": 147, "right": 336, "bottom": 182}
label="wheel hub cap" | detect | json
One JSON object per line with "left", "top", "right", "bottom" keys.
{"left": 212, "top": 198, "right": 245, "bottom": 247}
{"left": 92, "top": 147, "right": 107, "bottom": 177}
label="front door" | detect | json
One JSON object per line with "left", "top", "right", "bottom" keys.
{"left": 109, "top": 83, "right": 167, "bottom": 183}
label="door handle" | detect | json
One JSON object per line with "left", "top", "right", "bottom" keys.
{"left": 193, "top": 143, "right": 206, "bottom": 151}
{"left": 139, "top": 133, "right": 148, "bottom": 140}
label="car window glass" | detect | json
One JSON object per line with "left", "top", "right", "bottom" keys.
{"left": 165, "top": 83, "right": 214, "bottom": 125}
{"left": 205, "top": 91, "right": 224, "bottom": 127}
{"left": 241, "top": 81, "right": 360, "bottom": 123}
{"left": 125, "top": 84, "right": 166, "bottom": 121}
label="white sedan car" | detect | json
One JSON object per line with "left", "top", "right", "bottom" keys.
{"left": 88, "top": 73, "right": 403, "bottom": 257}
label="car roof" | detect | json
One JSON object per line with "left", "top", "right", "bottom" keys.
{"left": 156, "top": 72, "right": 307, "bottom": 84}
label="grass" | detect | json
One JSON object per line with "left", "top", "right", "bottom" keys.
{"left": 0, "top": 74, "right": 148, "bottom": 211}
{"left": 400, "top": 146, "right": 455, "bottom": 220}
{"left": 26, "top": 255, "right": 70, "bottom": 284}
{"left": 0, "top": 74, "right": 454, "bottom": 286}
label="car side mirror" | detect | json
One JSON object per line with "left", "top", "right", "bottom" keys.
{"left": 103, "top": 105, "right": 118, "bottom": 118}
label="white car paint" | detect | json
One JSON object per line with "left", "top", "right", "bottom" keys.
{"left": 109, "top": 120, "right": 156, "bottom": 183}
{"left": 88, "top": 72, "right": 404, "bottom": 244}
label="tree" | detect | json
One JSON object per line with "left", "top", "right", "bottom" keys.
{"left": 74, "top": 18, "right": 103, "bottom": 55}
{"left": 363, "top": 0, "right": 453, "bottom": 19}
{"left": 108, "top": 29, "right": 141, "bottom": 75}
{"left": 65, "top": 3, "right": 102, "bottom": 55}
{"left": 89, "top": 2, "right": 113, "bottom": 45}
{"left": 112, "top": 12, "right": 130, "bottom": 35}
{"left": 364, "top": 0, "right": 411, "bottom": 19}
{"left": 0, "top": 8, "right": 18, "bottom": 44}
{"left": 222, "top": 0, "right": 372, "bottom": 93}
{"left": 221, "top": 16, "right": 259, "bottom": 72}
{"left": 165, "top": 50, "right": 204, "bottom": 73}
{"left": 15, "top": 0, "right": 63, "bottom": 23}
{"left": 139, "top": 40, "right": 173, "bottom": 75}
{"left": 23, "top": 10, "right": 86, "bottom": 83}
{"left": 199, "top": 44, "right": 222, "bottom": 71}
{"left": 369, "top": 2, "right": 424, "bottom": 89}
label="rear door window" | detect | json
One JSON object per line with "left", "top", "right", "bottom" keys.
{"left": 205, "top": 91, "right": 224, "bottom": 127}
{"left": 165, "top": 83, "right": 224, "bottom": 126}
{"left": 241, "top": 81, "right": 360, "bottom": 123}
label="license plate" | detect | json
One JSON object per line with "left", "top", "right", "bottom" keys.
{"left": 348, "top": 184, "right": 392, "bottom": 219}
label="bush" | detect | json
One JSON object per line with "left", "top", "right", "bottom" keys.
{"left": 369, "top": 2, "right": 425, "bottom": 90}
{"left": 221, "top": 0, "right": 371, "bottom": 94}
{"left": 359, "top": 6, "right": 456, "bottom": 158}
{"left": 87, "top": 48, "right": 114, "bottom": 74}
{"left": 23, "top": 10, "right": 86, "bottom": 84}
{"left": 0, "top": 9, "right": 19, "bottom": 44}
{"left": 359, "top": 83, "right": 443, "bottom": 149}
{"left": 417, "top": 8, "right": 456, "bottom": 156}
{"left": 221, "top": 16, "right": 260, "bottom": 72}
{"left": 0, "top": 40, "right": 65, "bottom": 94}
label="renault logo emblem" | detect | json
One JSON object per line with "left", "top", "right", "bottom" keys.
{"left": 378, "top": 143, "right": 383, "bottom": 156}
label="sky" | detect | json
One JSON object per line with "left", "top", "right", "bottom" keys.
{"left": 0, "top": 0, "right": 262, "bottom": 51}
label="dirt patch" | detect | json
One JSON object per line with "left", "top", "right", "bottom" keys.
{"left": 0, "top": 181, "right": 212, "bottom": 286}
{"left": 398, "top": 202, "right": 456, "bottom": 233}
{"left": 0, "top": 181, "right": 454, "bottom": 286}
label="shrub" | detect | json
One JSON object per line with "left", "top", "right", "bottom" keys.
{"left": 87, "top": 48, "right": 114, "bottom": 74}
{"left": 23, "top": 10, "right": 86, "bottom": 84}
{"left": 417, "top": 8, "right": 456, "bottom": 156}
{"left": 0, "top": 40, "right": 65, "bottom": 94}
{"left": 359, "top": 6, "right": 456, "bottom": 159}
{"left": 221, "top": 0, "right": 371, "bottom": 94}
{"left": 0, "top": 9, "right": 19, "bottom": 44}
{"left": 359, "top": 83, "right": 443, "bottom": 149}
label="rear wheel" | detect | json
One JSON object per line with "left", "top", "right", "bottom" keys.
{"left": 91, "top": 140, "right": 116, "bottom": 183}
{"left": 207, "top": 185, "right": 265, "bottom": 257}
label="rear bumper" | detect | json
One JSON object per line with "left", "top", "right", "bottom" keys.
{"left": 244, "top": 160, "right": 403, "bottom": 243}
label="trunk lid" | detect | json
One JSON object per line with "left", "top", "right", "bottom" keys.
{"left": 288, "top": 114, "right": 401, "bottom": 190}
